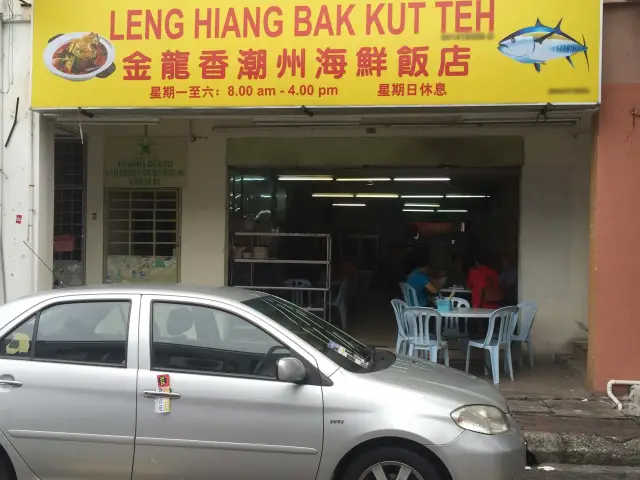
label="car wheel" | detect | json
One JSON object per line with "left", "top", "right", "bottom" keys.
{"left": 0, "top": 456, "right": 13, "bottom": 480}
{"left": 340, "top": 446, "right": 444, "bottom": 480}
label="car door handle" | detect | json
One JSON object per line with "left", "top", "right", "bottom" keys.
{"left": 142, "top": 390, "right": 180, "bottom": 399}
{"left": 0, "top": 380, "right": 22, "bottom": 387}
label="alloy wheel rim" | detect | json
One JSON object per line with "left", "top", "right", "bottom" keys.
{"left": 357, "top": 461, "right": 425, "bottom": 480}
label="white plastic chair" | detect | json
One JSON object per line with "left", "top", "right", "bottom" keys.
{"left": 404, "top": 307, "right": 449, "bottom": 366}
{"left": 399, "top": 282, "right": 419, "bottom": 306}
{"left": 465, "top": 306, "right": 519, "bottom": 384}
{"left": 330, "top": 279, "right": 349, "bottom": 331}
{"left": 284, "top": 279, "right": 312, "bottom": 307}
{"left": 391, "top": 299, "right": 412, "bottom": 355}
{"left": 510, "top": 301, "right": 539, "bottom": 368}
{"left": 443, "top": 297, "right": 470, "bottom": 340}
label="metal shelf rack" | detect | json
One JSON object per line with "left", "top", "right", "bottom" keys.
{"left": 229, "top": 232, "right": 332, "bottom": 320}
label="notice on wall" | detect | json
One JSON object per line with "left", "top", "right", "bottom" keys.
{"left": 106, "top": 255, "right": 178, "bottom": 283}
{"left": 105, "top": 137, "right": 187, "bottom": 188}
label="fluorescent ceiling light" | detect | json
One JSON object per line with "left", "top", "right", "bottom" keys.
{"left": 356, "top": 193, "right": 399, "bottom": 198}
{"left": 278, "top": 175, "right": 333, "bottom": 181}
{"left": 403, "top": 209, "right": 435, "bottom": 212}
{"left": 401, "top": 195, "right": 444, "bottom": 199}
{"left": 312, "top": 193, "right": 354, "bottom": 198}
{"left": 333, "top": 203, "right": 366, "bottom": 207}
{"left": 393, "top": 177, "right": 450, "bottom": 182}
{"left": 405, "top": 203, "right": 440, "bottom": 208}
{"left": 445, "top": 195, "right": 488, "bottom": 198}
{"left": 235, "top": 176, "right": 266, "bottom": 182}
{"left": 56, "top": 117, "right": 160, "bottom": 125}
{"left": 437, "top": 209, "right": 468, "bottom": 213}
{"left": 260, "top": 194, "right": 272, "bottom": 198}
{"left": 335, "top": 177, "right": 391, "bottom": 182}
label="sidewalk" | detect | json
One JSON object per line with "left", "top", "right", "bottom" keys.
{"left": 498, "top": 364, "right": 640, "bottom": 466}
{"left": 513, "top": 397, "right": 640, "bottom": 466}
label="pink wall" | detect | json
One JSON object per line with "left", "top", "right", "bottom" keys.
{"left": 588, "top": 4, "right": 640, "bottom": 391}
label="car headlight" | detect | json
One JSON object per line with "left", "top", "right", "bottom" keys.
{"left": 450, "top": 405, "right": 510, "bottom": 435}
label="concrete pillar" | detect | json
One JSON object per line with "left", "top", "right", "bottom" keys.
{"left": 85, "top": 132, "right": 105, "bottom": 284}
{"left": 180, "top": 129, "right": 228, "bottom": 285}
{"left": 587, "top": 3, "right": 640, "bottom": 391}
{"left": 0, "top": 10, "right": 55, "bottom": 300}
{"left": 520, "top": 129, "right": 591, "bottom": 361}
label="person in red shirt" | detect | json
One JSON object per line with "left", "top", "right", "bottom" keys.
{"left": 467, "top": 255, "right": 502, "bottom": 309}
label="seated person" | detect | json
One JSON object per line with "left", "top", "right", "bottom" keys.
{"left": 467, "top": 255, "right": 502, "bottom": 309}
{"left": 406, "top": 256, "right": 440, "bottom": 306}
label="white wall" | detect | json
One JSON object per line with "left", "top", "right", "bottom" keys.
{"left": 0, "top": 3, "right": 55, "bottom": 301}
{"left": 520, "top": 129, "right": 591, "bottom": 359}
{"left": 78, "top": 120, "right": 592, "bottom": 359}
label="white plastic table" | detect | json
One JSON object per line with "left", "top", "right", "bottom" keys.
{"left": 442, "top": 307, "right": 495, "bottom": 318}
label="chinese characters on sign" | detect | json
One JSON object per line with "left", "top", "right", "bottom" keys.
{"left": 121, "top": 45, "right": 470, "bottom": 100}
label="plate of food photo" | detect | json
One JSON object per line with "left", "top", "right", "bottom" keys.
{"left": 44, "top": 32, "right": 116, "bottom": 81}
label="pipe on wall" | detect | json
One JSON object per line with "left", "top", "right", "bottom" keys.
{"left": 606, "top": 380, "right": 640, "bottom": 411}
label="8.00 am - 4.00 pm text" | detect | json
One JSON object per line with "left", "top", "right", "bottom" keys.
{"left": 149, "top": 84, "right": 340, "bottom": 99}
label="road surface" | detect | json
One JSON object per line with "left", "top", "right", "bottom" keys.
{"left": 525, "top": 465, "right": 640, "bottom": 479}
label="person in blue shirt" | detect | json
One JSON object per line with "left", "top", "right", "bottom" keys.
{"left": 406, "top": 256, "right": 439, "bottom": 306}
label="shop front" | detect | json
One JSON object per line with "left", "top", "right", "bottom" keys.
{"left": 31, "top": 0, "right": 601, "bottom": 364}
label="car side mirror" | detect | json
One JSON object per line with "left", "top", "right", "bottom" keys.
{"left": 276, "top": 357, "right": 306, "bottom": 384}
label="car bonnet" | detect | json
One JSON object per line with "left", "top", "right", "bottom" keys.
{"left": 367, "top": 356, "right": 510, "bottom": 412}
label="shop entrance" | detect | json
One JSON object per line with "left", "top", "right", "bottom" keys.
{"left": 227, "top": 136, "right": 521, "bottom": 347}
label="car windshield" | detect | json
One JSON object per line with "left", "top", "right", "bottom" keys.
{"left": 243, "top": 294, "right": 374, "bottom": 372}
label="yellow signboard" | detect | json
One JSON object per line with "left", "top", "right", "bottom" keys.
{"left": 32, "top": 0, "right": 601, "bottom": 109}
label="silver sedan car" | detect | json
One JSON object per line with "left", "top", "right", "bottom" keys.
{"left": 0, "top": 285, "right": 525, "bottom": 480}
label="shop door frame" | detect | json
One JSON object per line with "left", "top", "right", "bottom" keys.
{"left": 53, "top": 137, "right": 88, "bottom": 286}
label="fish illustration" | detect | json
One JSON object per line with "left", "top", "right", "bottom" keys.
{"left": 498, "top": 18, "right": 589, "bottom": 73}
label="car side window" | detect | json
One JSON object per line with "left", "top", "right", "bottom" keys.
{"left": 0, "top": 316, "right": 36, "bottom": 358}
{"left": 0, "top": 301, "right": 131, "bottom": 366}
{"left": 151, "top": 302, "right": 290, "bottom": 379}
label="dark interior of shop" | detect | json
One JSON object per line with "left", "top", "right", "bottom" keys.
{"left": 228, "top": 167, "right": 520, "bottom": 346}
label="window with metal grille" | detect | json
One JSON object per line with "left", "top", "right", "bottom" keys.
{"left": 106, "top": 190, "right": 179, "bottom": 257}
{"left": 53, "top": 139, "right": 85, "bottom": 263}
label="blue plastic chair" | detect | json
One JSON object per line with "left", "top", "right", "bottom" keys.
{"left": 465, "top": 306, "right": 519, "bottom": 384}
{"left": 391, "top": 299, "right": 412, "bottom": 355}
{"left": 404, "top": 307, "right": 449, "bottom": 366}
{"left": 399, "top": 282, "right": 419, "bottom": 306}
{"left": 510, "top": 301, "right": 539, "bottom": 368}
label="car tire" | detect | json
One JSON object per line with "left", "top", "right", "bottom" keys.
{"left": 340, "top": 445, "right": 444, "bottom": 480}
{"left": 0, "top": 455, "right": 13, "bottom": 480}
